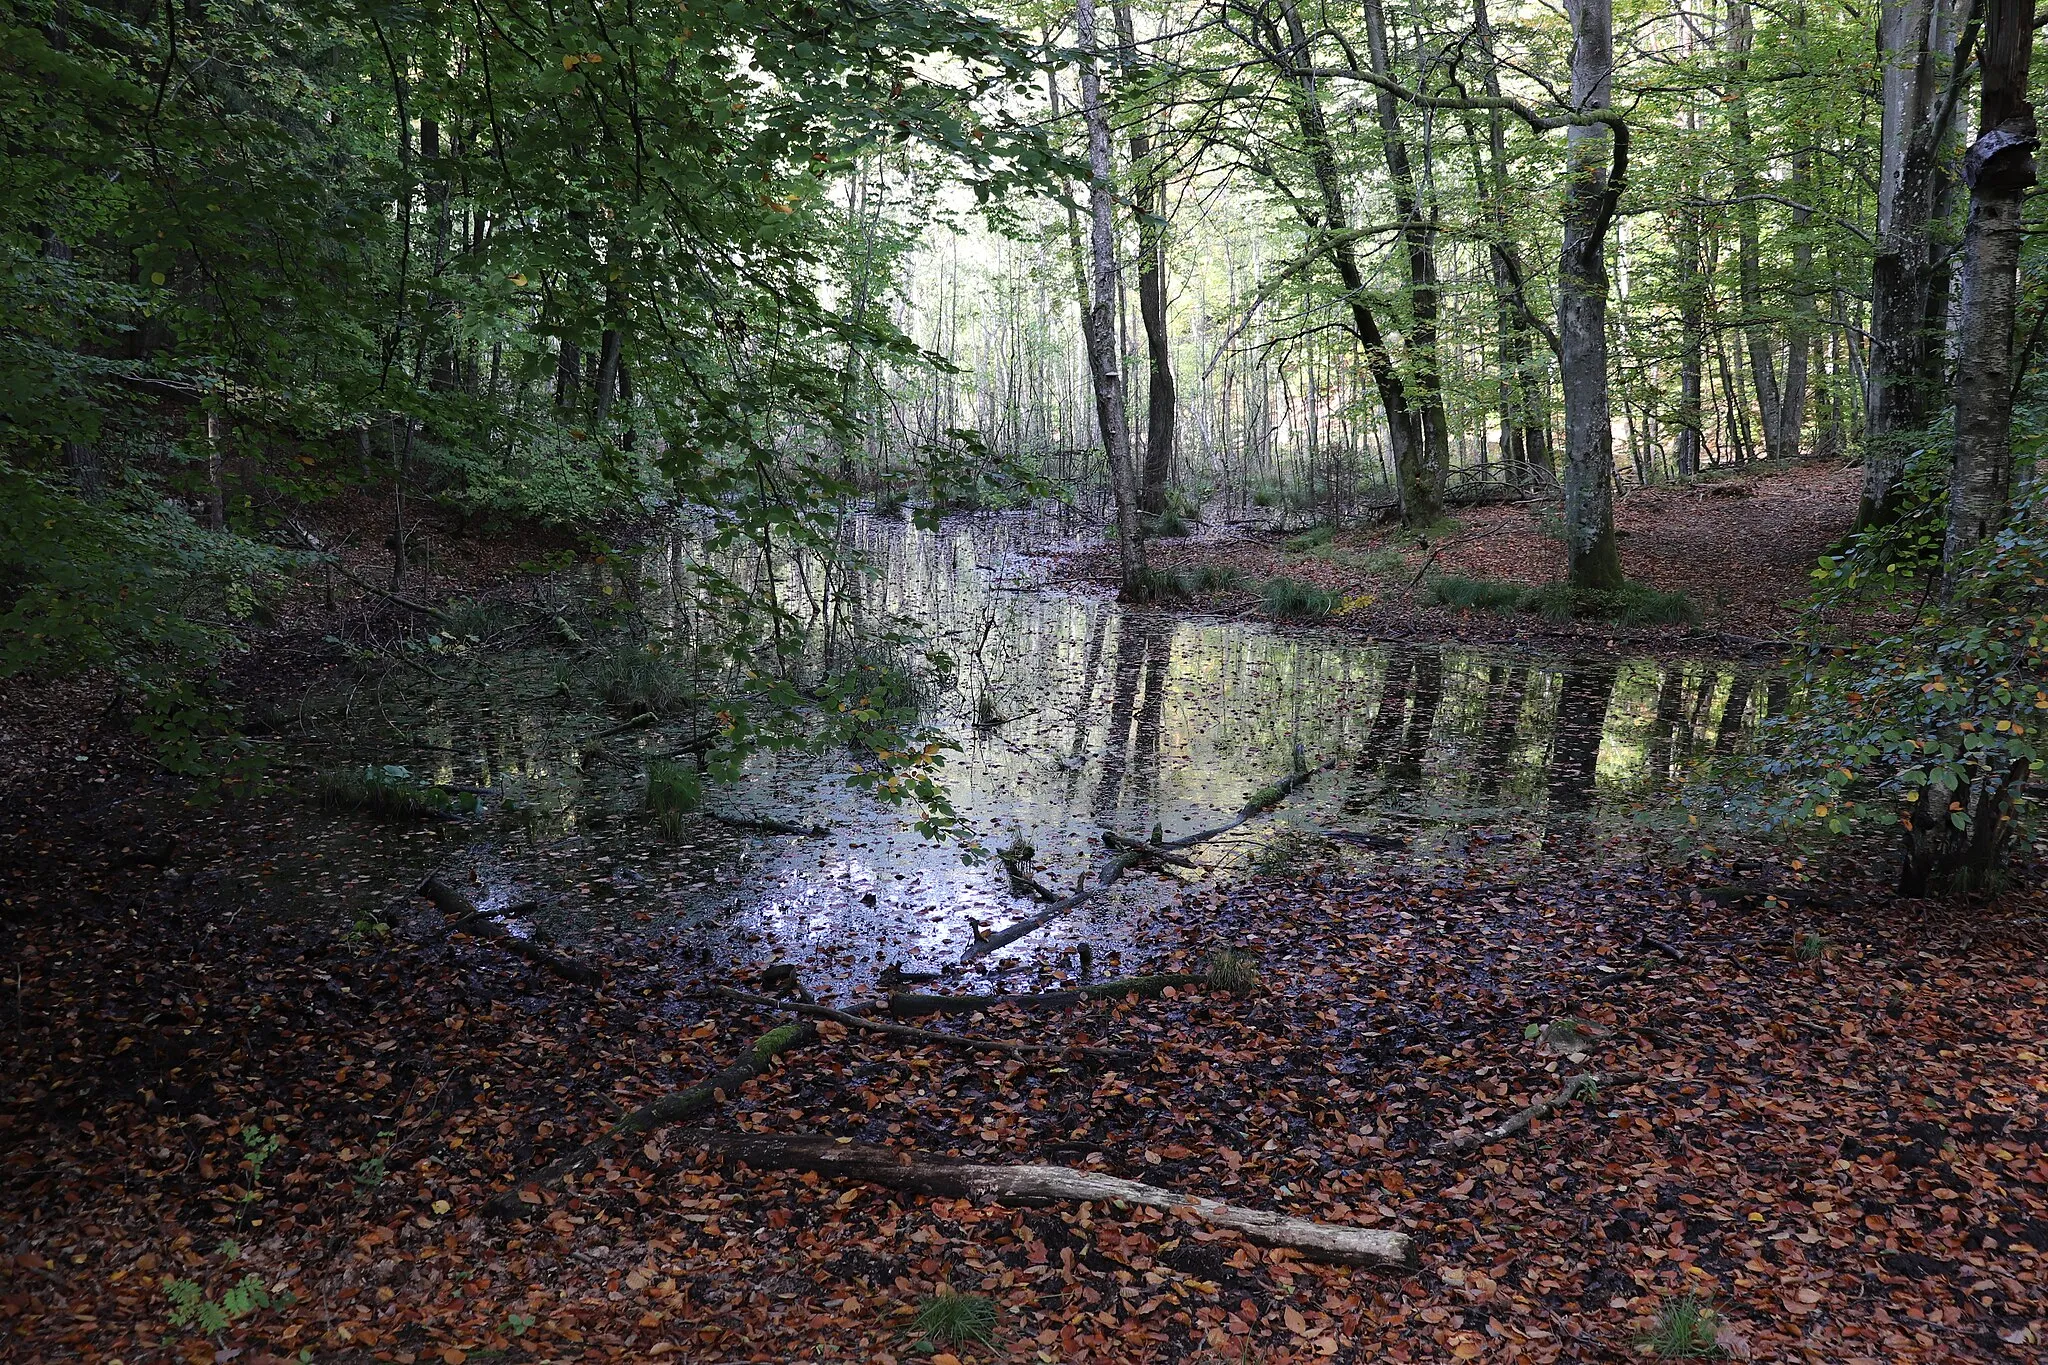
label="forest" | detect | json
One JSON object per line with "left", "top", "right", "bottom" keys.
{"left": 3, "top": 0, "right": 2047, "bottom": 1359}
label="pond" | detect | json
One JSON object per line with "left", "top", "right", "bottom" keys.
{"left": 251, "top": 511, "right": 1776, "bottom": 993}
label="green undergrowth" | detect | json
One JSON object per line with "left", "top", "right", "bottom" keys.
{"left": 582, "top": 647, "right": 700, "bottom": 716}
{"left": 313, "top": 765, "right": 455, "bottom": 821}
{"left": 645, "top": 759, "right": 703, "bottom": 837}
{"left": 1260, "top": 576, "right": 1344, "bottom": 618}
{"left": 1426, "top": 575, "right": 1698, "bottom": 626}
{"left": 914, "top": 1289, "right": 998, "bottom": 1348}
{"left": 1141, "top": 563, "right": 1247, "bottom": 599}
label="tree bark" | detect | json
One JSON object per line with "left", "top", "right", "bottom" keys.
{"left": 1112, "top": 4, "right": 1178, "bottom": 522}
{"left": 1076, "top": 0, "right": 1149, "bottom": 597}
{"left": 1942, "top": 0, "right": 2037, "bottom": 572}
{"left": 1269, "top": 0, "right": 1433, "bottom": 524}
{"left": 1558, "top": 0, "right": 1625, "bottom": 589}
{"left": 661, "top": 1129, "right": 1418, "bottom": 1269}
{"left": 1364, "top": 0, "right": 1450, "bottom": 510}
{"left": 1861, "top": 0, "right": 1973, "bottom": 527}
{"left": 1472, "top": 0, "right": 1554, "bottom": 490}
{"left": 1727, "top": 0, "right": 1788, "bottom": 460}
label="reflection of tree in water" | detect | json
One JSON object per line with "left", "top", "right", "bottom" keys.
{"left": 1479, "top": 663, "right": 1529, "bottom": 799}
{"left": 1092, "top": 613, "right": 1173, "bottom": 822}
{"left": 1715, "top": 670, "right": 1758, "bottom": 754}
{"left": 1546, "top": 660, "right": 1620, "bottom": 814}
{"left": 1060, "top": 607, "right": 1111, "bottom": 806}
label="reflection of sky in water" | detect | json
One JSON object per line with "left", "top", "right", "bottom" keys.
{"left": 257, "top": 512, "right": 1775, "bottom": 992}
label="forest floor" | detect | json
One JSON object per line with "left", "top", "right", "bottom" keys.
{"left": 6, "top": 478, "right": 2045, "bottom": 1364}
{"left": 5, "top": 766, "right": 2046, "bottom": 1363}
{"left": 1116, "top": 463, "right": 1880, "bottom": 656}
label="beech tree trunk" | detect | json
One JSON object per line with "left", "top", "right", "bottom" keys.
{"left": 1472, "top": 0, "right": 1553, "bottom": 489}
{"left": 1076, "top": 0, "right": 1148, "bottom": 597}
{"left": 1558, "top": 0, "right": 1625, "bottom": 590}
{"left": 1364, "top": 0, "right": 1449, "bottom": 511}
{"left": 1861, "top": 0, "right": 1971, "bottom": 527}
{"left": 1112, "top": 3, "right": 1178, "bottom": 522}
{"left": 1942, "top": 0, "right": 2037, "bottom": 573}
{"left": 1271, "top": 0, "right": 1433, "bottom": 523}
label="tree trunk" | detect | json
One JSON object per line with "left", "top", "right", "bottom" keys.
{"left": 1861, "top": 0, "right": 1971, "bottom": 527}
{"left": 1470, "top": 0, "right": 1555, "bottom": 493}
{"left": 1112, "top": 5, "right": 1178, "bottom": 523}
{"left": 1558, "top": 0, "right": 1625, "bottom": 590}
{"left": 1942, "top": 0, "right": 2037, "bottom": 572}
{"left": 1776, "top": 151, "right": 1817, "bottom": 460}
{"left": 1076, "top": 0, "right": 1148, "bottom": 598}
{"left": 1267, "top": 1, "right": 1432, "bottom": 524}
{"left": 1365, "top": 0, "right": 1450, "bottom": 512}
{"left": 1725, "top": 0, "right": 1786, "bottom": 462}
{"left": 1674, "top": 198, "right": 1705, "bottom": 479}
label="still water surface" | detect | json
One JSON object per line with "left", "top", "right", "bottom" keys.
{"left": 268, "top": 512, "right": 1773, "bottom": 989}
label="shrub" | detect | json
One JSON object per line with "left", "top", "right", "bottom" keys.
{"left": 1427, "top": 575, "right": 1524, "bottom": 612}
{"left": 1260, "top": 576, "right": 1343, "bottom": 618}
{"left": 1519, "top": 581, "right": 1700, "bottom": 626}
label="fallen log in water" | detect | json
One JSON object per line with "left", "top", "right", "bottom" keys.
{"left": 966, "top": 751, "right": 1314, "bottom": 961}
{"left": 888, "top": 972, "right": 1206, "bottom": 1017}
{"left": 418, "top": 877, "right": 606, "bottom": 987}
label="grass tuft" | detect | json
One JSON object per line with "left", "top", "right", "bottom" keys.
{"left": 1521, "top": 581, "right": 1700, "bottom": 626}
{"left": 1637, "top": 1293, "right": 1724, "bottom": 1358}
{"left": 1793, "top": 930, "right": 1830, "bottom": 962}
{"left": 1259, "top": 576, "right": 1344, "bottom": 618}
{"left": 1427, "top": 575, "right": 1526, "bottom": 612}
{"left": 586, "top": 648, "right": 697, "bottom": 716}
{"left": 1205, "top": 948, "right": 1261, "bottom": 994}
{"left": 1282, "top": 524, "right": 1336, "bottom": 553}
{"left": 645, "top": 759, "right": 703, "bottom": 819}
{"left": 913, "top": 1289, "right": 998, "bottom": 1348}
{"left": 314, "top": 765, "right": 452, "bottom": 822}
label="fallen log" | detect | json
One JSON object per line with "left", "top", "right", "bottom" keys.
{"left": 670, "top": 1129, "right": 1417, "bottom": 1271}
{"left": 704, "top": 812, "right": 829, "bottom": 837}
{"left": 586, "top": 711, "right": 657, "bottom": 742}
{"left": 714, "top": 987, "right": 1143, "bottom": 1066}
{"left": 967, "top": 751, "right": 1314, "bottom": 961}
{"left": 1431, "top": 1070, "right": 1646, "bottom": 1157}
{"left": 1320, "top": 828, "right": 1409, "bottom": 851}
{"left": 482, "top": 1016, "right": 820, "bottom": 1218}
{"left": 888, "top": 972, "right": 1206, "bottom": 1018}
{"left": 419, "top": 877, "right": 606, "bottom": 987}
{"left": 1101, "top": 832, "right": 1204, "bottom": 869}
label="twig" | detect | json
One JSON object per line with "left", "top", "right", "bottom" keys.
{"left": 1431, "top": 1070, "right": 1646, "bottom": 1157}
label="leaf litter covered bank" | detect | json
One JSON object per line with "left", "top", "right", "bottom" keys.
{"left": 3, "top": 827, "right": 2046, "bottom": 1363}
